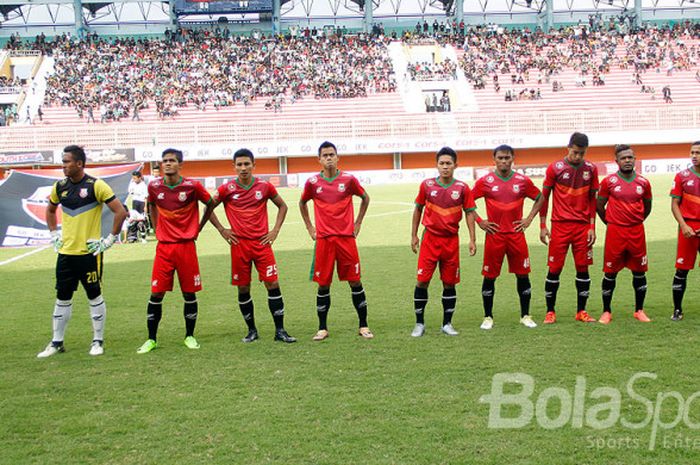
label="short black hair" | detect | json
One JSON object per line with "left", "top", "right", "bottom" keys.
{"left": 436, "top": 146, "right": 457, "bottom": 162}
{"left": 318, "top": 141, "right": 337, "bottom": 156}
{"left": 568, "top": 132, "right": 589, "bottom": 148}
{"left": 493, "top": 144, "right": 514, "bottom": 157}
{"left": 692, "top": 141, "right": 700, "bottom": 147}
{"left": 614, "top": 144, "right": 632, "bottom": 156}
{"left": 132, "top": 170, "right": 142, "bottom": 177}
{"left": 234, "top": 148, "right": 255, "bottom": 162}
{"left": 63, "top": 145, "right": 86, "bottom": 166}
{"left": 162, "top": 148, "right": 183, "bottom": 163}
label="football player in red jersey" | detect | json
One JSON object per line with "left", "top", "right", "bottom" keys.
{"left": 299, "top": 141, "right": 373, "bottom": 341}
{"left": 596, "top": 145, "right": 652, "bottom": 324}
{"left": 410, "top": 147, "right": 477, "bottom": 337}
{"left": 200, "top": 148, "right": 296, "bottom": 343}
{"left": 136, "top": 148, "right": 212, "bottom": 354}
{"left": 472, "top": 145, "right": 544, "bottom": 330}
{"left": 669, "top": 141, "right": 700, "bottom": 321}
{"left": 539, "top": 132, "right": 599, "bottom": 324}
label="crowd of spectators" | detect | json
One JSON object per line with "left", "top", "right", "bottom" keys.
{"left": 406, "top": 58, "right": 457, "bottom": 81}
{"left": 454, "top": 21, "right": 699, "bottom": 102}
{"left": 3, "top": 18, "right": 699, "bottom": 121}
{"left": 11, "top": 29, "right": 396, "bottom": 121}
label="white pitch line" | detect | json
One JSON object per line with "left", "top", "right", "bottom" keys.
{"left": 0, "top": 204, "right": 417, "bottom": 265}
{"left": 0, "top": 244, "right": 51, "bottom": 266}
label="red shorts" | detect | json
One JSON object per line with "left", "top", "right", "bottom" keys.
{"left": 231, "top": 238, "right": 278, "bottom": 286}
{"left": 312, "top": 236, "right": 361, "bottom": 286}
{"left": 416, "top": 230, "right": 460, "bottom": 285}
{"left": 603, "top": 223, "right": 648, "bottom": 273}
{"left": 151, "top": 241, "right": 202, "bottom": 293}
{"left": 482, "top": 232, "right": 531, "bottom": 279}
{"left": 675, "top": 220, "right": 700, "bottom": 270}
{"left": 548, "top": 221, "right": 593, "bottom": 272}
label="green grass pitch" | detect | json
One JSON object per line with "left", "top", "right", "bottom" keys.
{"left": 1, "top": 173, "right": 700, "bottom": 464}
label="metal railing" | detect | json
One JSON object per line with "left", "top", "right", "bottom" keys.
{"left": 0, "top": 106, "right": 697, "bottom": 152}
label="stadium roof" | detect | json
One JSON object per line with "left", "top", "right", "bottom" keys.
{"left": 0, "top": 0, "right": 697, "bottom": 29}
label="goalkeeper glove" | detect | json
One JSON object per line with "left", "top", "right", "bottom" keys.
{"left": 50, "top": 230, "right": 63, "bottom": 253}
{"left": 87, "top": 233, "right": 117, "bottom": 256}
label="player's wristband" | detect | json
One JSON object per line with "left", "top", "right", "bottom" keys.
{"left": 539, "top": 219, "right": 546, "bottom": 228}
{"left": 476, "top": 216, "right": 483, "bottom": 225}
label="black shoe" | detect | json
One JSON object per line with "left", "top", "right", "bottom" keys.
{"left": 671, "top": 309, "right": 684, "bottom": 321}
{"left": 242, "top": 329, "right": 259, "bottom": 343}
{"left": 274, "top": 329, "right": 297, "bottom": 343}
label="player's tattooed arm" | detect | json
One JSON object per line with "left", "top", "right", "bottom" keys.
{"left": 411, "top": 204, "right": 423, "bottom": 253}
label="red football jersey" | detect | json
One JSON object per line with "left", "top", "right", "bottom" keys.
{"left": 216, "top": 177, "right": 278, "bottom": 240}
{"left": 148, "top": 177, "right": 211, "bottom": 243}
{"left": 472, "top": 171, "right": 541, "bottom": 233}
{"left": 599, "top": 171, "right": 652, "bottom": 226}
{"left": 543, "top": 159, "right": 599, "bottom": 223}
{"left": 415, "top": 177, "right": 476, "bottom": 236}
{"left": 301, "top": 171, "right": 365, "bottom": 237}
{"left": 670, "top": 168, "right": 700, "bottom": 221}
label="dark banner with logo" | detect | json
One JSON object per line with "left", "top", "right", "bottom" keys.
{"left": 0, "top": 150, "right": 54, "bottom": 165}
{"left": 0, "top": 164, "right": 139, "bottom": 247}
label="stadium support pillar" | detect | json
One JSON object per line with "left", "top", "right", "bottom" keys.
{"left": 272, "top": 0, "right": 281, "bottom": 35}
{"left": 73, "top": 0, "right": 84, "bottom": 38}
{"left": 634, "top": 0, "right": 642, "bottom": 29}
{"left": 168, "top": 0, "right": 177, "bottom": 28}
{"left": 545, "top": 0, "right": 554, "bottom": 32}
{"left": 454, "top": 0, "right": 463, "bottom": 23}
{"left": 364, "top": 0, "right": 373, "bottom": 34}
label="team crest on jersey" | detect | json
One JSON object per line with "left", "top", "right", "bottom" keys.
{"left": 316, "top": 186, "right": 323, "bottom": 194}
{"left": 228, "top": 183, "right": 236, "bottom": 191}
{"left": 614, "top": 186, "right": 622, "bottom": 192}
{"left": 513, "top": 184, "right": 520, "bottom": 193}
{"left": 157, "top": 193, "right": 165, "bottom": 200}
{"left": 427, "top": 180, "right": 435, "bottom": 187}
{"left": 562, "top": 173, "right": 570, "bottom": 180}
{"left": 556, "top": 162, "right": 564, "bottom": 169}
{"left": 491, "top": 186, "right": 499, "bottom": 192}
{"left": 338, "top": 183, "right": 346, "bottom": 192}
{"left": 430, "top": 190, "right": 438, "bottom": 197}
{"left": 682, "top": 171, "right": 690, "bottom": 177}
{"left": 178, "top": 192, "right": 187, "bottom": 202}
{"left": 486, "top": 176, "right": 494, "bottom": 183}
{"left": 689, "top": 180, "right": 695, "bottom": 187}
{"left": 451, "top": 190, "right": 460, "bottom": 200}
{"left": 255, "top": 191, "right": 263, "bottom": 200}
{"left": 310, "top": 176, "right": 318, "bottom": 184}
{"left": 79, "top": 188, "right": 88, "bottom": 198}
{"left": 610, "top": 177, "right": 618, "bottom": 184}
{"left": 583, "top": 171, "right": 591, "bottom": 181}
{"left": 636, "top": 186, "right": 643, "bottom": 194}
